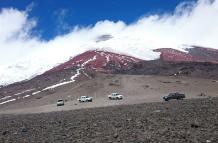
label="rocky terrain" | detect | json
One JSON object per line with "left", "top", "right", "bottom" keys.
{"left": 117, "top": 60, "right": 218, "bottom": 79}
{"left": 1, "top": 73, "right": 218, "bottom": 114}
{"left": 155, "top": 46, "right": 218, "bottom": 63}
{"left": 0, "top": 97, "right": 217, "bottom": 143}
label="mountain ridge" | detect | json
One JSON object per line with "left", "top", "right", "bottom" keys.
{"left": 1, "top": 46, "right": 218, "bottom": 86}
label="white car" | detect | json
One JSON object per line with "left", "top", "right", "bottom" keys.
{"left": 57, "top": 99, "right": 64, "bottom": 106}
{"left": 108, "top": 93, "right": 123, "bottom": 100}
{"left": 78, "top": 96, "right": 93, "bottom": 102}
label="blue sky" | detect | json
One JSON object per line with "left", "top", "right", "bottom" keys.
{"left": 0, "top": 0, "right": 196, "bottom": 40}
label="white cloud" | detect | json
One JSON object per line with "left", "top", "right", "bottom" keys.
{"left": 0, "top": 0, "right": 218, "bottom": 85}
{"left": 0, "top": 8, "right": 39, "bottom": 65}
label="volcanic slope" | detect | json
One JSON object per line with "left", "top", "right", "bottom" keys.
{"left": 1, "top": 47, "right": 218, "bottom": 113}
{"left": 0, "top": 73, "right": 218, "bottom": 114}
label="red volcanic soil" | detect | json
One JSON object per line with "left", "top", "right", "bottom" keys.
{"left": 154, "top": 47, "right": 218, "bottom": 63}
{"left": 46, "top": 46, "right": 218, "bottom": 74}
{"left": 46, "top": 50, "right": 142, "bottom": 73}
{"left": 154, "top": 48, "right": 195, "bottom": 62}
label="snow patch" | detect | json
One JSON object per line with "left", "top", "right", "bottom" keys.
{"left": 23, "top": 95, "right": 31, "bottom": 98}
{"left": 0, "top": 98, "right": 16, "bottom": 105}
{"left": 81, "top": 56, "right": 97, "bottom": 67}
{"left": 14, "top": 88, "right": 35, "bottom": 96}
{"left": 32, "top": 91, "right": 41, "bottom": 95}
{"left": 0, "top": 96, "right": 11, "bottom": 101}
{"left": 43, "top": 81, "right": 74, "bottom": 91}
{"left": 106, "top": 56, "right": 110, "bottom": 62}
{"left": 71, "top": 68, "right": 81, "bottom": 81}
{"left": 41, "top": 67, "right": 83, "bottom": 91}
{"left": 41, "top": 55, "right": 97, "bottom": 91}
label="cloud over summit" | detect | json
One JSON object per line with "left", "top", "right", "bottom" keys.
{"left": 0, "top": 0, "right": 218, "bottom": 85}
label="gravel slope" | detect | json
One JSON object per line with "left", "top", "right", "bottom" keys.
{"left": 0, "top": 97, "right": 218, "bottom": 143}
{"left": 1, "top": 74, "right": 218, "bottom": 114}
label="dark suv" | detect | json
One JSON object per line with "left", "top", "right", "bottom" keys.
{"left": 163, "top": 92, "right": 185, "bottom": 101}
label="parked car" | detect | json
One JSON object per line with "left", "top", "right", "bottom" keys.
{"left": 108, "top": 93, "right": 123, "bottom": 100}
{"left": 78, "top": 96, "right": 93, "bottom": 102}
{"left": 163, "top": 92, "right": 185, "bottom": 101}
{"left": 57, "top": 99, "right": 64, "bottom": 106}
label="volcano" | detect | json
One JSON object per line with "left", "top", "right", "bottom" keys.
{"left": 45, "top": 50, "right": 142, "bottom": 74}
{"left": 46, "top": 46, "right": 218, "bottom": 75}
{"left": 1, "top": 46, "right": 218, "bottom": 109}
